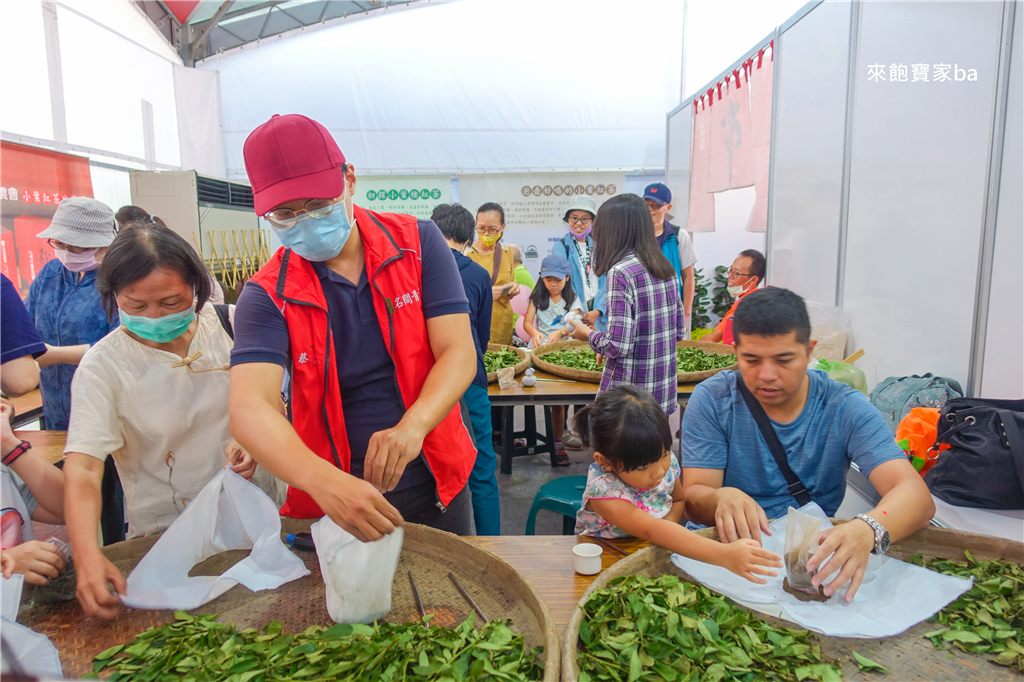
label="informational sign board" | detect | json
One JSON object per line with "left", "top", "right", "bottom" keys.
{"left": 355, "top": 175, "right": 451, "bottom": 221}
{"left": 0, "top": 142, "right": 94, "bottom": 295}
{"left": 458, "top": 173, "right": 626, "bottom": 280}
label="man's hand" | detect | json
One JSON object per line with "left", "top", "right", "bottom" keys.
{"left": 308, "top": 468, "right": 404, "bottom": 542}
{"left": 1, "top": 541, "right": 66, "bottom": 585}
{"left": 713, "top": 488, "right": 771, "bottom": 545}
{"left": 74, "top": 550, "right": 126, "bottom": 619}
{"left": 719, "top": 538, "right": 782, "bottom": 584}
{"left": 224, "top": 439, "right": 257, "bottom": 480}
{"left": 364, "top": 423, "right": 427, "bottom": 493}
{"left": 581, "top": 310, "right": 600, "bottom": 326}
{"left": 806, "top": 518, "right": 875, "bottom": 602}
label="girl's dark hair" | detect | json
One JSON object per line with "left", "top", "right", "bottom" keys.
{"left": 97, "top": 223, "right": 212, "bottom": 321}
{"left": 476, "top": 202, "right": 505, "bottom": 225}
{"left": 530, "top": 275, "right": 576, "bottom": 312}
{"left": 592, "top": 194, "right": 675, "bottom": 280}
{"left": 572, "top": 384, "right": 672, "bottom": 472}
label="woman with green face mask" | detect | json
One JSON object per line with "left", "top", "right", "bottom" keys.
{"left": 61, "top": 223, "right": 284, "bottom": 621}
{"left": 465, "top": 202, "right": 519, "bottom": 345}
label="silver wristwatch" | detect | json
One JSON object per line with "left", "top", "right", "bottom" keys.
{"left": 855, "top": 514, "right": 891, "bottom": 555}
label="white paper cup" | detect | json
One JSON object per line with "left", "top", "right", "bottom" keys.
{"left": 573, "top": 543, "right": 603, "bottom": 575}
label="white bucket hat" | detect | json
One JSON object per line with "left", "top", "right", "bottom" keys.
{"left": 562, "top": 195, "right": 598, "bottom": 222}
{"left": 36, "top": 197, "right": 117, "bottom": 248}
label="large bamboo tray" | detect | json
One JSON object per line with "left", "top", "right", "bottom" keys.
{"left": 563, "top": 524, "right": 1024, "bottom": 681}
{"left": 531, "top": 339, "right": 737, "bottom": 384}
{"left": 486, "top": 343, "right": 531, "bottom": 384}
{"left": 18, "top": 522, "right": 559, "bottom": 681}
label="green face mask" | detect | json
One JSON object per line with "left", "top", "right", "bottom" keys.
{"left": 119, "top": 304, "right": 196, "bottom": 343}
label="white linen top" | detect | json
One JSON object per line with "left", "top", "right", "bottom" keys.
{"left": 65, "top": 305, "right": 234, "bottom": 539}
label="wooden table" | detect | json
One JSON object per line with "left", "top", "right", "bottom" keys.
{"left": 14, "top": 429, "right": 66, "bottom": 464}
{"left": 488, "top": 369, "right": 698, "bottom": 473}
{"left": 8, "top": 388, "right": 44, "bottom": 428}
{"left": 468, "top": 534, "right": 649, "bottom": 635}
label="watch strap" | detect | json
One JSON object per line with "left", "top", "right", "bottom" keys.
{"left": 855, "top": 513, "right": 888, "bottom": 554}
{"left": 2, "top": 440, "right": 31, "bottom": 467}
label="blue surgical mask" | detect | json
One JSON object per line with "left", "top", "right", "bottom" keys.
{"left": 120, "top": 304, "right": 196, "bottom": 343}
{"left": 271, "top": 204, "right": 352, "bottom": 262}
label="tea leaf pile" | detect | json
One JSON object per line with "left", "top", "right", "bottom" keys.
{"left": 909, "top": 550, "right": 1024, "bottom": 671}
{"left": 676, "top": 347, "right": 736, "bottom": 373}
{"left": 91, "top": 611, "right": 544, "bottom": 681}
{"left": 576, "top": 575, "right": 841, "bottom": 682}
{"left": 483, "top": 348, "right": 519, "bottom": 374}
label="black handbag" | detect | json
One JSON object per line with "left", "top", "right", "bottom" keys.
{"left": 924, "top": 397, "right": 1024, "bottom": 509}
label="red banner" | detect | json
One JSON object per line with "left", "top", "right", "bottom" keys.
{"left": 0, "top": 142, "right": 94, "bottom": 295}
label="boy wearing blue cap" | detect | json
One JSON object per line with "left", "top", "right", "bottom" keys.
{"left": 524, "top": 254, "right": 584, "bottom": 465}
{"left": 644, "top": 183, "right": 697, "bottom": 337}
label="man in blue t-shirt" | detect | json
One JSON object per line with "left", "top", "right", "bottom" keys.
{"left": 1, "top": 273, "right": 46, "bottom": 396}
{"left": 430, "top": 202, "right": 499, "bottom": 535}
{"left": 681, "top": 287, "right": 934, "bottom": 602}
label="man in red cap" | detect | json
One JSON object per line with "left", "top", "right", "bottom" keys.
{"left": 229, "top": 114, "right": 478, "bottom": 540}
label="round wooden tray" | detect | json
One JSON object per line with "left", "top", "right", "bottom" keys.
{"left": 532, "top": 339, "right": 738, "bottom": 384}
{"left": 563, "top": 525, "right": 1024, "bottom": 681}
{"left": 675, "top": 338, "right": 737, "bottom": 383}
{"left": 485, "top": 343, "right": 531, "bottom": 384}
{"left": 19, "top": 522, "right": 559, "bottom": 681}
{"left": 531, "top": 339, "right": 602, "bottom": 382}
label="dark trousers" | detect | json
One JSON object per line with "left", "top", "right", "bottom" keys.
{"left": 384, "top": 479, "right": 471, "bottom": 535}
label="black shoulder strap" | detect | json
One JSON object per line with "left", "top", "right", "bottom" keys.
{"left": 733, "top": 370, "right": 812, "bottom": 506}
{"left": 214, "top": 304, "right": 233, "bottom": 340}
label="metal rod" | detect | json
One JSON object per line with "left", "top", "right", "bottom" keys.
{"left": 448, "top": 572, "right": 488, "bottom": 624}
{"left": 408, "top": 571, "right": 426, "bottom": 620}
{"left": 593, "top": 536, "right": 629, "bottom": 557}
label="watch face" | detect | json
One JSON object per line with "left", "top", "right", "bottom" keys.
{"left": 879, "top": 531, "right": 891, "bottom": 554}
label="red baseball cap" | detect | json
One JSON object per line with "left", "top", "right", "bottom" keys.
{"left": 243, "top": 114, "right": 347, "bottom": 216}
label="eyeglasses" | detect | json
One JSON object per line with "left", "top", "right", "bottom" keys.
{"left": 567, "top": 215, "right": 593, "bottom": 226}
{"left": 46, "top": 239, "right": 89, "bottom": 254}
{"left": 264, "top": 197, "right": 342, "bottom": 229}
{"left": 645, "top": 199, "right": 667, "bottom": 210}
{"left": 476, "top": 226, "right": 502, "bottom": 236}
{"left": 727, "top": 268, "right": 752, "bottom": 278}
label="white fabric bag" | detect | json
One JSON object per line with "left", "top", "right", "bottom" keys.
{"left": 311, "top": 517, "right": 404, "bottom": 624}
{"left": 121, "top": 469, "right": 309, "bottom": 610}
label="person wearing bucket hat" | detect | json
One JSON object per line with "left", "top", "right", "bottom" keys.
{"left": 25, "top": 197, "right": 121, "bottom": 430}
{"left": 229, "top": 114, "right": 478, "bottom": 542}
{"left": 643, "top": 183, "right": 697, "bottom": 337}
{"left": 551, "top": 195, "right": 607, "bottom": 334}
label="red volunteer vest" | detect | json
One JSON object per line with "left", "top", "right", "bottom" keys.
{"left": 250, "top": 206, "right": 475, "bottom": 517}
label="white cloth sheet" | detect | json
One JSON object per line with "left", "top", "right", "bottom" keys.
{"left": 671, "top": 503, "right": 972, "bottom": 638}
{"left": 121, "top": 469, "right": 309, "bottom": 610}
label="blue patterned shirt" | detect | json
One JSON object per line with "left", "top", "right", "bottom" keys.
{"left": 25, "top": 259, "right": 119, "bottom": 429}
{"left": 588, "top": 253, "right": 686, "bottom": 414}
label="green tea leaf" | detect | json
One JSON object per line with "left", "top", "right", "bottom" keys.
{"left": 852, "top": 650, "right": 890, "bottom": 673}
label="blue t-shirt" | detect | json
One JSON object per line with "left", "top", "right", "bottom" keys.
{"left": 230, "top": 218, "right": 469, "bottom": 492}
{"left": 25, "top": 261, "right": 119, "bottom": 429}
{"left": 451, "top": 248, "right": 492, "bottom": 390}
{"left": 1, "top": 274, "right": 46, "bottom": 365}
{"left": 681, "top": 369, "right": 904, "bottom": 518}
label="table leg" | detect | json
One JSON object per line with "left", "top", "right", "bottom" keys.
{"left": 544, "top": 406, "right": 557, "bottom": 467}
{"left": 500, "top": 407, "right": 514, "bottom": 475}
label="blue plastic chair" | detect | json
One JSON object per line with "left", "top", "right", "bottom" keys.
{"left": 525, "top": 475, "right": 587, "bottom": 535}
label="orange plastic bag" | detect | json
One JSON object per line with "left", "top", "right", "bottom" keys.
{"left": 895, "top": 407, "right": 949, "bottom": 475}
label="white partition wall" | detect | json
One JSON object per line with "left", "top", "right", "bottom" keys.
{"left": 979, "top": 4, "right": 1023, "bottom": 400}
{"left": 841, "top": 1, "right": 1004, "bottom": 389}
{"left": 766, "top": 0, "right": 851, "bottom": 305}
{"left": 665, "top": 104, "right": 692, "bottom": 231}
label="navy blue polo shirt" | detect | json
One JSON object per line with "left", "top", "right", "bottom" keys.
{"left": 231, "top": 219, "right": 470, "bottom": 491}
{"left": 1, "top": 274, "right": 46, "bottom": 365}
{"left": 451, "top": 248, "right": 492, "bottom": 389}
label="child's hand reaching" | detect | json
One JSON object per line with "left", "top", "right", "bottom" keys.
{"left": 531, "top": 332, "right": 544, "bottom": 348}
{"left": 719, "top": 539, "right": 782, "bottom": 584}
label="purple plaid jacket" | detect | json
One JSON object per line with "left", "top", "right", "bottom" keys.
{"left": 589, "top": 253, "right": 685, "bottom": 414}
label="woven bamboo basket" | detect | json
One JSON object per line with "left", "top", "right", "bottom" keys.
{"left": 531, "top": 339, "right": 738, "bottom": 384}
{"left": 675, "top": 338, "right": 737, "bottom": 383}
{"left": 485, "top": 343, "right": 531, "bottom": 383}
{"left": 563, "top": 525, "right": 1024, "bottom": 681}
{"left": 19, "top": 522, "right": 560, "bottom": 681}
{"left": 531, "top": 339, "right": 603, "bottom": 382}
